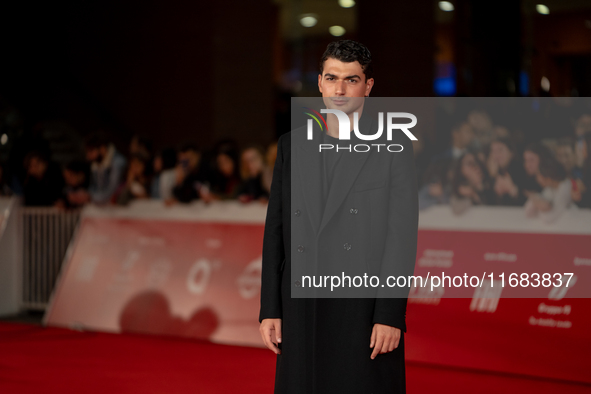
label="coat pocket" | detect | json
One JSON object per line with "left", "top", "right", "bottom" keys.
{"left": 353, "top": 179, "right": 386, "bottom": 193}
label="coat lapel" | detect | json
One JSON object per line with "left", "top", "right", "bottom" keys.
{"left": 294, "top": 130, "right": 323, "bottom": 236}
{"left": 294, "top": 113, "right": 375, "bottom": 237}
{"left": 318, "top": 114, "right": 373, "bottom": 235}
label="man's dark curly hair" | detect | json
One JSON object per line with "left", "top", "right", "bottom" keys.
{"left": 319, "top": 40, "right": 373, "bottom": 81}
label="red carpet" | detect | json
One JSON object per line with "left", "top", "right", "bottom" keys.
{"left": 0, "top": 322, "right": 589, "bottom": 393}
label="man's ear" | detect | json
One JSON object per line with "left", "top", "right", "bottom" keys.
{"left": 365, "top": 78, "right": 374, "bottom": 97}
{"left": 318, "top": 74, "right": 323, "bottom": 94}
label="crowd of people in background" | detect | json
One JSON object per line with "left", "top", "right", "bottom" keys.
{"left": 1, "top": 110, "right": 591, "bottom": 224}
{"left": 417, "top": 113, "right": 591, "bottom": 222}
{"left": 0, "top": 131, "right": 277, "bottom": 209}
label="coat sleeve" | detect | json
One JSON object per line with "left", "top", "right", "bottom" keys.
{"left": 259, "top": 134, "right": 286, "bottom": 323}
{"left": 372, "top": 135, "right": 419, "bottom": 332}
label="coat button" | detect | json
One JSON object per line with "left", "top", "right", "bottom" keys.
{"left": 343, "top": 243, "right": 351, "bottom": 251}
{"left": 294, "top": 209, "right": 301, "bottom": 216}
{"left": 294, "top": 280, "right": 301, "bottom": 287}
{"left": 297, "top": 245, "right": 305, "bottom": 253}
{"left": 349, "top": 208, "right": 358, "bottom": 214}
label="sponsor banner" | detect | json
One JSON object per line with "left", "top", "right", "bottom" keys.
{"left": 410, "top": 230, "right": 591, "bottom": 384}
{"left": 45, "top": 215, "right": 265, "bottom": 347}
{"left": 45, "top": 202, "right": 591, "bottom": 383}
{"left": 413, "top": 230, "right": 590, "bottom": 298}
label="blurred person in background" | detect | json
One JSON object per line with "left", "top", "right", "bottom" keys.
{"left": 555, "top": 139, "right": 579, "bottom": 180}
{"left": 5, "top": 131, "right": 51, "bottom": 196}
{"left": 435, "top": 120, "right": 475, "bottom": 162}
{"left": 170, "top": 143, "right": 203, "bottom": 204}
{"left": 418, "top": 162, "right": 453, "bottom": 210}
{"left": 522, "top": 142, "right": 553, "bottom": 198}
{"left": 449, "top": 151, "right": 495, "bottom": 215}
{"left": 129, "top": 134, "right": 153, "bottom": 159}
{"left": 574, "top": 114, "right": 591, "bottom": 139}
{"left": 492, "top": 125, "right": 511, "bottom": 140}
{"left": 114, "top": 152, "right": 151, "bottom": 205}
{"left": 525, "top": 158, "right": 573, "bottom": 223}
{"left": 467, "top": 110, "right": 494, "bottom": 150}
{"left": 261, "top": 141, "right": 277, "bottom": 194}
{"left": 56, "top": 159, "right": 89, "bottom": 209}
{"left": 411, "top": 128, "right": 430, "bottom": 190}
{"left": 418, "top": 121, "right": 473, "bottom": 210}
{"left": 572, "top": 133, "right": 591, "bottom": 209}
{"left": 573, "top": 114, "right": 591, "bottom": 186}
{"left": 236, "top": 144, "right": 269, "bottom": 203}
{"left": 22, "top": 150, "right": 63, "bottom": 206}
{"left": 201, "top": 142, "right": 240, "bottom": 203}
{"left": 151, "top": 147, "right": 177, "bottom": 201}
{"left": 85, "top": 132, "right": 127, "bottom": 205}
{"left": 0, "top": 161, "right": 12, "bottom": 196}
{"left": 487, "top": 137, "right": 526, "bottom": 206}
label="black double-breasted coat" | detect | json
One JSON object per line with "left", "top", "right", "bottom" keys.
{"left": 259, "top": 114, "right": 419, "bottom": 394}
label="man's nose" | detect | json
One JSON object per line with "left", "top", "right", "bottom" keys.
{"left": 335, "top": 80, "right": 345, "bottom": 95}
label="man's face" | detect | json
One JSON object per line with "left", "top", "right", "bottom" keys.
{"left": 318, "top": 58, "right": 374, "bottom": 114}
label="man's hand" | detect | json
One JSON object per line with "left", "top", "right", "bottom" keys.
{"left": 260, "top": 318, "right": 282, "bottom": 355}
{"left": 370, "top": 323, "right": 400, "bottom": 359}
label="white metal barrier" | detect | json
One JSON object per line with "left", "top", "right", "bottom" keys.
{"left": 20, "top": 207, "right": 80, "bottom": 310}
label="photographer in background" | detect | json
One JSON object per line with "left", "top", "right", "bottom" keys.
{"left": 170, "top": 143, "right": 203, "bottom": 204}
{"left": 114, "top": 152, "right": 152, "bottom": 206}
{"left": 236, "top": 145, "right": 269, "bottom": 203}
{"left": 525, "top": 158, "right": 573, "bottom": 223}
{"left": 85, "top": 132, "right": 127, "bottom": 205}
{"left": 22, "top": 150, "right": 63, "bottom": 206}
{"left": 56, "top": 160, "right": 90, "bottom": 209}
{"left": 151, "top": 147, "right": 177, "bottom": 201}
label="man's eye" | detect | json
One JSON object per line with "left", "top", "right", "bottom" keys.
{"left": 348, "top": 79, "right": 357, "bottom": 83}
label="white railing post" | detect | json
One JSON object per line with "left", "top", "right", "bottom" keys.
{"left": 18, "top": 207, "right": 81, "bottom": 310}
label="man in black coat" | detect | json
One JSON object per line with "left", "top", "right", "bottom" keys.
{"left": 259, "top": 40, "right": 419, "bottom": 393}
